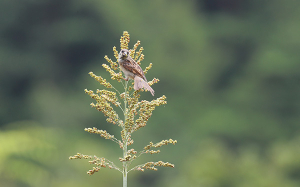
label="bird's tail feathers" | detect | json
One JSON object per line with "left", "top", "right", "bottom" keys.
{"left": 134, "top": 76, "right": 155, "bottom": 96}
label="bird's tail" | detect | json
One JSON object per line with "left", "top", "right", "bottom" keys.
{"left": 134, "top": 76, "right": 155, "bottom": 96}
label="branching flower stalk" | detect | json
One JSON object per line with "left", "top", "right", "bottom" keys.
{"left": 69, "top": 31, "right": 177, "bottom": 187}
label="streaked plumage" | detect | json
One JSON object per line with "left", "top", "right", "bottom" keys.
{"left": 118, "top": 49, "right": 154, "bottom": 96}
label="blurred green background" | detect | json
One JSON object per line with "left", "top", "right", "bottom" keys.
{"left": 1, "top": 0, "right": 300, "bottom": 186}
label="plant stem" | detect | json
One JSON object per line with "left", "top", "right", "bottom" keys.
{"left": 123, "top": 132, "right": 128, "bottom": 187}
{"left": 123, "top": 81, "right": 128, "bottom": 187}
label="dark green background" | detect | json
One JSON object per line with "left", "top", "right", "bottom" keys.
{"left": 1, "top": 0, "right": 300, "bottom": 186}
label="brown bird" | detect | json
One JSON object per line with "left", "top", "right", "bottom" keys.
{"left": 118, "top": 49, "right": 154, "bottom": 96}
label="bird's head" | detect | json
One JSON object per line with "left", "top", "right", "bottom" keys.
{"left": 119, "top": 49, "right": 129, "bottom": 60}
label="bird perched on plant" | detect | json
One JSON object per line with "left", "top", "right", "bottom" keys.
{"left": 118, "top": 49, "right": 154, "bottom": 96}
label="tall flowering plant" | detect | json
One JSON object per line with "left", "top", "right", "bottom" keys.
{"left": 69, "top": 31, "right": 177, "bottom": 187}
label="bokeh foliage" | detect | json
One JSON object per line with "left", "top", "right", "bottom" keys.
{"left": 1, "top": 0, "right": 300, "bottom": 186}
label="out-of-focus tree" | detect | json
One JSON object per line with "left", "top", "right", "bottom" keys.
{"left": 162, "top": 137, "right": 300, "bottom": 187}
{"left": 0, "top": 0, "right": 300, "bottom": 186}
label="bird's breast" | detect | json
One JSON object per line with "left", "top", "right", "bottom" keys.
{"left": 120, "top": 63, "right": 135, "bottom": 79}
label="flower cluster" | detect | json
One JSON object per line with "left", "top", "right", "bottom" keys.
{"left": 137, "top": 54, "right": 144, "bottom": 65}
{"left": 146, "top": 150, "right": 160, "bottom": 154}
{"left": 102, "top": 64, "right": 123, "bottom": 82}
{"left": 84, "top": 89, "right": 120, "bottom": 125}
{"left": 69, "top": 153, "right": 92, "bottom": 160}
{"left": 132, "top": 41, "right": 141, "bottom": 59}
{"left": 148, "top": 78, "right": 160, "bottom": 86}
{"left": 124, "top": 139, "right": 177, "bottom": 165}
{"left": 84, "top": 127, "right": 119, "bottom": 143}
{"left": 143, "top": 63, "right": 152, "bottom": 75}
{"left": 87, "top": 167, "right": 100, "bottom": 175}
{"left": 69, "top": 153, "right": 121, "bottom": 175}
{"left": 144, "top": 139, "right": 177, "bottom": 150}
{"left": 131, "top": 161, "right": 175, "bottom": 172}
{"left": 127, "top": 149, "right": 137, "bottom": 155}
{"left": 104, "top": 55, "right": 118, "bottom": 71}
{"left": 120, "top": 31, "right": 130, "bottom": 49}
{"left": 69, "top": 31, "right": 177, "bottom": 180}
{"left": 134, "top": 95, "right": 167, "bottom": 131}
{"left": 142, "top": 161, "right": 175, "bottom": 170}
{"left": 88, "top": 71, "right": 112, "bottom": 88}
{"left": 96, "top": 89, "right": 120, "bottom": 107}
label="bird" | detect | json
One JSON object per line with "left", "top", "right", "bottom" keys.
{"left": 118, "top": 49, "right": 155, "bottom": 96}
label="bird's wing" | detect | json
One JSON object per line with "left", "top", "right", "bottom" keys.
{"left": 122, "top": 58, "right": 147, "bottom": 81}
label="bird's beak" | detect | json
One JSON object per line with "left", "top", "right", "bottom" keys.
{"left": 123, "top": 52, "right": 128, "bottom": 57}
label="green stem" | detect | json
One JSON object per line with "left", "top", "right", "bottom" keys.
{"left": 123, "top": 81, "right": 128, "bottom": 187}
